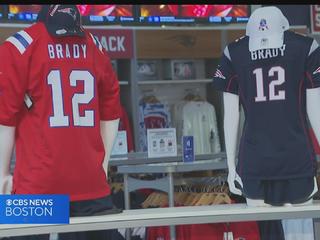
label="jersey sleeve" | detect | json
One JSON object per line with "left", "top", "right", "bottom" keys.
{"left": 305, "top": 39, "right": 320, "bottom": 89}
{"left": 98, "top": 49, "right": 121, "bottom": 121}
{"left": 212, "top": 46, "right": 239, "bottom": 95}
{"left": 0, "top": 42, "right": 28, "bottom": 126}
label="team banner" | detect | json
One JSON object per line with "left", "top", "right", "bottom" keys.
{"left": 310, "top": 5, "right": 320, "bottom": 34}
{"left": 86, "top": 29, "right": 134, "bottom": 59}
{"left": 0, "top": 195, "right": 69, "bottom": 224}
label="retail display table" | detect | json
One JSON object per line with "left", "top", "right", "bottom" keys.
{"left": 117, "top": 157, "right": 227, "bottom": 210}
{"left": 1, "top": 203, "right": 320, "bottom": 237}
{"left": 116, "top": 154, "right": 227, "bottom": 240}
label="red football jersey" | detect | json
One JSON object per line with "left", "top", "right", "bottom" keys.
{"left": 187, "top": 223, "right": 223, "bottom": 240}
{"left": 187, "top": 222, "right": 260, "bottom": 240}
{"left": 0, "top": 22, "right": 121, "bottom": 201}
{"left": 228, "top": 221, "right": 260, "bottom": 240}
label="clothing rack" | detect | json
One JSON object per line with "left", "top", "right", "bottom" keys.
{"left": 174, "top": 175, "right": 227, "bottom": 187}
{"left": 141, "top": 175, "right": 230, "bottom": 208}
{"left": 117, "top": 156, "right": 227, "bottom": 240}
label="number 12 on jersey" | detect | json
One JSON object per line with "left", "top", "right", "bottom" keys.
{"left": 47, "top": 70, "right": 95, "bottom": 127}
{"left": 254, "top": 66, "right": 286, "bottom": 102}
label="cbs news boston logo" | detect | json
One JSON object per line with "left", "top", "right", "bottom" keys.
{"left": 0, "top": 195, "right": 69, "bottom": 224}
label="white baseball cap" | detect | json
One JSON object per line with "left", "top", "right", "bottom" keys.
{"left": 246, "top": 6, "right": 289, "bottom": 52}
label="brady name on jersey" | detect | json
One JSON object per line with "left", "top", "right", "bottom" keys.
{"left": 48, "top": 43, "right": 87, "bottom": 59}
{"left": 250, "top": 44, "right": 286, "bottom": 60}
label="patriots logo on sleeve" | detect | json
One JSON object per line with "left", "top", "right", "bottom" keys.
{"left": 313, "top": 66, "right": 320, "bottom": 75}
{"left": 214, "top": 68, "right": 226, "bottom": 79}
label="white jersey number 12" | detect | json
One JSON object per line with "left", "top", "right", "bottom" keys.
{"left": 47, "top": 70, "right": 94, "bottom": 127}
{"left": 254, "top": 66, "right": 285, "bottom": 102}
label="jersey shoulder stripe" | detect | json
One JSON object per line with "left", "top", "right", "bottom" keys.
{"left": 6, "top": 30, "right": 33, "bottom": 55}
{"left": 223, "top": 46, "right": 231, "bottom": 60}
{"left": 308, "top": 39, "right": 319, "bottom": 56}
{"left": 89, "top": 33, "right": 103, "bottom": 53}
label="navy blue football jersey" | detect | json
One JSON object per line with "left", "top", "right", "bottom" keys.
{"left": 213, "top": 30, "right": 320, "bottom": 180}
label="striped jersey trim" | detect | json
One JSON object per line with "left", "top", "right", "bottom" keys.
{"left": 89, "top": 33, "right": 103, "bottom": 53}
{"left": 308, "top": 39, "right": 319, "bottom": 56}
{"left": 6, "top": 30, "right": 33, "bottom": 54}
{"left": 223, "top": 46, "right": 231, "bottom": 60}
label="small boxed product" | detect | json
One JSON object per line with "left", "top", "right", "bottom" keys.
{"left": 163, "top": 59, "right": 205, "bottom": 80}
{"left": 137, "top": 60, "right": 160, "bottom": 80}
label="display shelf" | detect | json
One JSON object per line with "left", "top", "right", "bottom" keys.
{"left": 117, "top": 158, "right": 227, "bottom": 174}
{"left": 117, "top": 155, "right": 227, "bottom": 240}
{"left": 1, "top": 202, "right": 320, "bottom": 237}
{"left": 137, "top": 79, "right": 212, "bottom": 85}
{"left": 109, "top": 152, "right": 226, "bottom": 166}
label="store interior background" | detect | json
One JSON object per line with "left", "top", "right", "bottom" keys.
{"left": 2, "top": 4, "right": 320, "bottom": 239}
{"left": 0, "top": 4, "right": 315, "bottom": 154}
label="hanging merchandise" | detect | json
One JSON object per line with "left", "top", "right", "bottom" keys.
{"left": 182, "top": 101, "right": 220, "bottom": 155}
{"left": 172, "top": 89, "right": 221, "bottom": 155}
{"left": 138, "top": 92, "right": 172, "bottom": 152}
{"left": 144, "top": 176, "right": 260, "bottom": 239}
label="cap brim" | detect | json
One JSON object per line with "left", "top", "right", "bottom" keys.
{"left": 249, "top": 33, "right": 284, "bottom": 52}
{"left": 47, "top": 24, "right": 85, "bottom": 37}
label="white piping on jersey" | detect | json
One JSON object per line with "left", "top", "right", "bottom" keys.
{"left": 89, "top": 33, "right": 103, "bottom": 53}
{"left": 308, "top": 39, "right": 319, "bottom": 56}
{"left": 223, "top": 46, "right": 231, "bottom": 60}
{"left": 6, "top": 30, "right": 33, "bottom": 55}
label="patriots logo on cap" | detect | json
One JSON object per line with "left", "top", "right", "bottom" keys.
{"left": 214, "top": 68, "right": 226, "bottom": 80}
{"left": 313, "top": 66, "right": 320, "bottom": 75}
{"left": 259, "top": 19, "right": 269, "bottom": 31}
{"left": 58, "top": 7, "right": 77, "bottom": 21}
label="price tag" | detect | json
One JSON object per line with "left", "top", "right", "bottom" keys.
{"left": 182, "top": 136, "right": 194, "bottom": 163}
